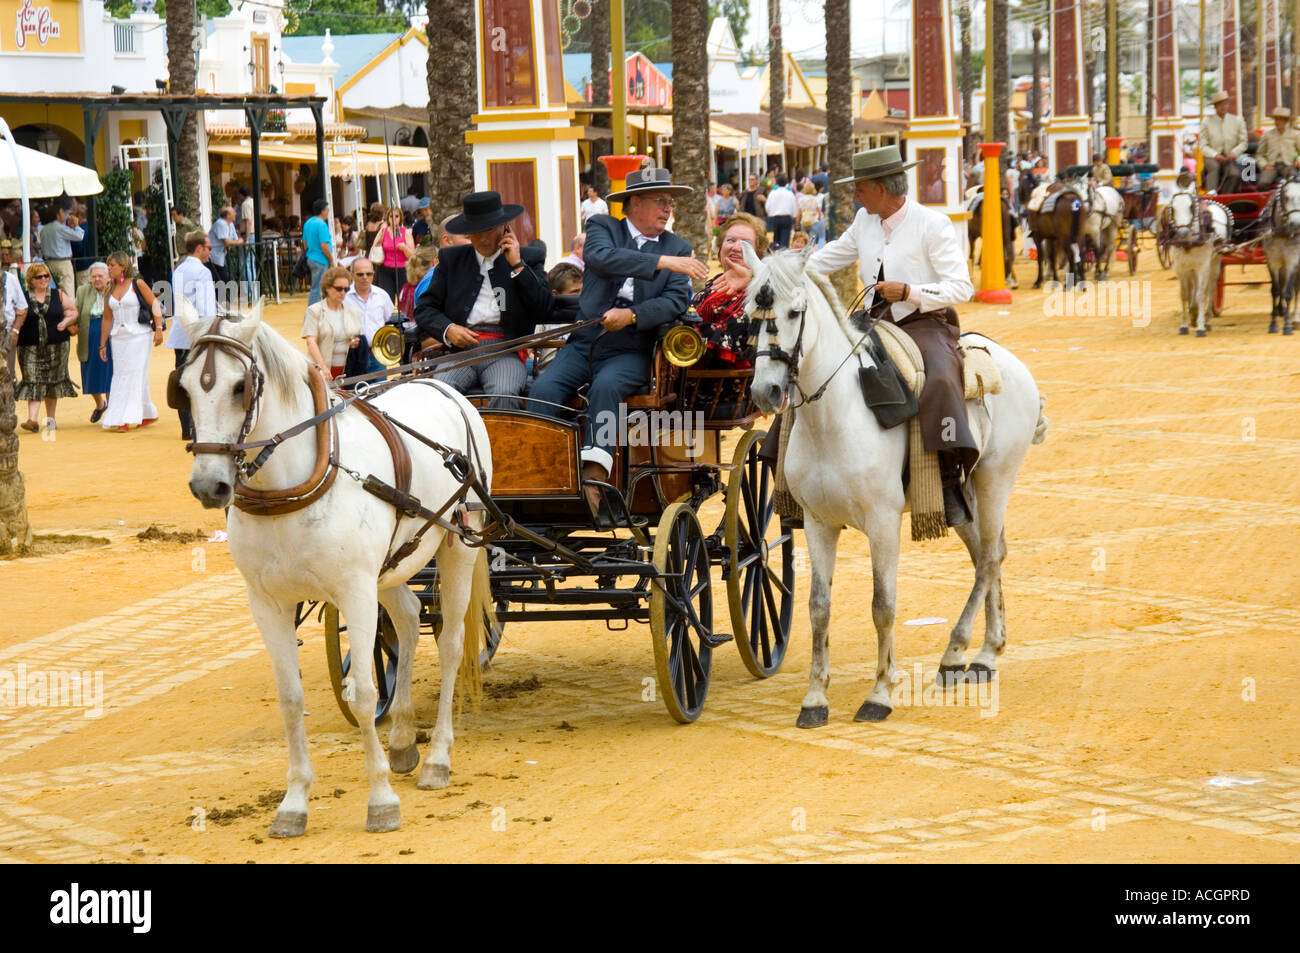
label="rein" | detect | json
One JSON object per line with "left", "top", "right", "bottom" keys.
{"left": 754, "top": 284, "right": 874, "bottom": 409}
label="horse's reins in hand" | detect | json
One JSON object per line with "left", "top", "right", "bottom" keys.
{"left": 331, "top": 317, "right": 604, "bottom": 393}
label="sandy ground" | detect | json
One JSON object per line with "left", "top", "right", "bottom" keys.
{"left": 2, "top": 243, "right": 1299, "bottom": 864}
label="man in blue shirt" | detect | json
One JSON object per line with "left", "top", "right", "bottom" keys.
{"left": 302, "top": 198, "right": 333, "bottom": 304}
{"left": 38, "top": 202, "right": 83, "bottom": 294}
{"left": 171, "top": 231, "right": 217, "bottom": 441}
{"left": 207, "top": 206, "right": 243, "bottom": 283}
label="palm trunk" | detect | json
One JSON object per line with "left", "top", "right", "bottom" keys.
{"left": 960, "top": 1, "right": 974, "bottom": 161}
{"left": 1146, "top": 0, "right": 1155, "bottom": 154}
{"left": 993, "top": 0, "right": 1010, "bottom": 145}
{"left": 0, "top": 334, "right": 32, "bottom": 555}
{"left": 769, "top": 0, "right": 785, "bottom": 144}
{"left": 165, "top": 0, "right": 199, "bottom": 216}
{"left": 591, "top": 0, "right": 613, "bottom": 195}
{"left": 672, "top": 0, "right": 711, "bottom": 263}
{"left": 426, "top": 0, "right": 476, "bottom": 219}
{"left": 824, "top": 0, "right": 855, "bottom": 303}
{"left": 1032, "top": 25, "right": 1043, "bottom": 153}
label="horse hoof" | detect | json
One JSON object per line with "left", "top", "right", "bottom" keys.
{"left": 268, "top": 810, "right": 308, "bottom": 838}
{"left": 1268, "top": 324, "right": 1278, "bottom": 333}
{"left": 366, "top": 802, "right": 401, "bottom": 833}
{"left": 796, "top": 705, "right": 829, "bottom": 729}
{"left": 1285, "top": 327, "right": 1295, "bottom": 335}
{"left": 853, "top": 700, "right": 893, "bottom": 722}
{"left": 417, "top": 763, "right": 450, "bottom": 790}
{"left": 1178, "top": 327, "right": 1189, "bottom": 335}
{"left": 388, "top": 744, "right": 420, "bottom": 775}
{"left": 965, "top": 663, "right": 997, "bottom": 683}
{"left": 1195, "top": 330, "right": 1206, "bottom": 338}
{"left": 935, "top": 664, "right": 966, "bottom": 688}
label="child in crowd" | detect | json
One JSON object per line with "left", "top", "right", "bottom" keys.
{"left": 534, "top": 262, "right": 583, "bottom": 376}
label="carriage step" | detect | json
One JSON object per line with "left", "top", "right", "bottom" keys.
{"left": 699, "top": 629, "right": 734, "bottom": 648}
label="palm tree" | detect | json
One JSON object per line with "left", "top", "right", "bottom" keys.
{"left": 993, "top": 0, "right": 1010, "bottom": 145}
{"left": 426, "top": 0, "right": 476, "bottom": 218}
{"left": 1031, "top": 22, "right": 1042, "bottom": 152}
{"left": 960, "top": 0, "right": 974, "bottom": 160}
{"left": 824, "top": 0, "right": 854, "bottom": 301}
{"left": 672, "top": 0, "right": 711, "bottom": 262}
{"left": 769, "top": 0, "right": 785, "bottom": 143}
{"left": 591, "top": 0, "right": 612, "bottom": 195}
{"left": 0, "top": 335, "right": 31, "bottom": 555}
{"left": 164, "top": 0, "right": 199, "bottom": 217}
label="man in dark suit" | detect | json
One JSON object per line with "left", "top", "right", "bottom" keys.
{"left": 414, "top": 191, "right": 552, "bottom": 409}
{"left": 529, "top": 168, "right": 709, "bottom": 510}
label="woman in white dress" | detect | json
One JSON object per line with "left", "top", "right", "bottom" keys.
{"left": 99, "top": 251, "right": 164, "bottom": 432}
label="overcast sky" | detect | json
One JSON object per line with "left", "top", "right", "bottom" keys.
{"left": 743, "top": 0, "right": 914, "bottom": 62}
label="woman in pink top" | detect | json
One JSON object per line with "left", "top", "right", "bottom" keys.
{"left": 374, "top": 206, "right": 416, "bottom": 299}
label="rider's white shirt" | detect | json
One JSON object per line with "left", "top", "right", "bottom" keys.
{"left": 806, "top": 197, "right": 973, "bottom": 319}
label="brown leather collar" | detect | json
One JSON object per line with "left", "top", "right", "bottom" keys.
{"left": 233, "top": 367, "right": 340, "bottom": 515}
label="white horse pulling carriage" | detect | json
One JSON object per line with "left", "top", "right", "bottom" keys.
{"left": 171, "top": 295, "right": 795, "bottom": 836}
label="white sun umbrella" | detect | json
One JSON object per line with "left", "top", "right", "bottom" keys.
{"left": 0, "top": 117, "right": 103, "bottom": 265}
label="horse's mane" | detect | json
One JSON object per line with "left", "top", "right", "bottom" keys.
{"left": 745, "top": 249, "right": 859, "bottom": 351}
{"left": 220, "top": 311, "right": 309, "bottom": 400}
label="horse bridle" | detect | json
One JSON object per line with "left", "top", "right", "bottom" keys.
{"left": 1270, "top": 181, "right": 1300, "bottom": 238}
{"left": 177, "top": 318, "right": 266, "bottom": 462}
{"left": 178, "top": 318, "right": 346, "bottom": 481}
{"left": 752, "top": 282, "right": 873, "bottom": 409}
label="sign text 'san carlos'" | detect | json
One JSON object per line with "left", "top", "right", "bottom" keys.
{"left": 14, "top": 0, "right": 61, "bottom": 51}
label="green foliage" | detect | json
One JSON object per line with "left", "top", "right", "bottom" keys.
{"left": 283, "top": 0, "right": 406, "bottom": 36}
{"left": 104, "top": 0, "right": 231, "bottom": 18}
{"left": 143, "top": 168, "right": 171, "bottom": 272}
{"left": 211, "top": 181, "right": 226, "bottom": 221}
{"left": 561, "top": 0, "right": 673, "bottom": 59}
{"left": 96, "top": 168, "right": 134, "bottom": 259}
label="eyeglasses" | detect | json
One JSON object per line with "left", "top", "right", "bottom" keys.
{"left": 330, "top": 284, "right": 351, "bottom": 292}
{"left": 353, "top": 271, "right": 374, "bottom": 278}
{"left": 643, "top": 196, "right": 675, "bottom": 209}
{"left": 29, "top": 273, "right": 50, "bottom": 280}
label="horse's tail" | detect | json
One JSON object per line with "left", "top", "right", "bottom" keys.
{"left": 1032, "top": 393, "right": 1049, "bottom": 445}
{"left": 455, "top": 524, "right": 491, "bottom": 710}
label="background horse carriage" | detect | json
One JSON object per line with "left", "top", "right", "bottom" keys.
{"left": 299, "top": 310, "right": 796, "bottom": 727}
{"left": 1155, "top": 175, "right": 1300, "bottom": 332}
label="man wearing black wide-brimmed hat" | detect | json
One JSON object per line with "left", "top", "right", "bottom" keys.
{"left": 807, "top": 145, "right": 976, "bottom": 526}
{"left": 529, "top": 168, "right": 709, "bottom": 516}
{"left": 414, "top": 191, "right": 552, "bottom": 409}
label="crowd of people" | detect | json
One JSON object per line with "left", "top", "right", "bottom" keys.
{"left": 2, "top": 158, "right": 833, "bottom": 466}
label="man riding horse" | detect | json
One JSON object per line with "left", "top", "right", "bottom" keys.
{"left": 805, "top": 145, "right": 977, "bottom": 526}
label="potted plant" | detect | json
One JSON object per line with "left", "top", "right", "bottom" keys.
{"left": 264, "top": 109, "right": 287, "bottom": 133}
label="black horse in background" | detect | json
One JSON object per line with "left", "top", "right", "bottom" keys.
{"left": 968, "top": 188, "right": 1019, "bottom": 289}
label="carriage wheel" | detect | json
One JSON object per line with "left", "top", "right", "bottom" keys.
{"left": 1214, "top": 262, "right": 1225, "bottom": 317}
{"left": 1126, "top": 225, "right": 1139, "bottom": 274}
{"left": 724, "top": 429, "right": 794, "bottom": 678}
{"left": 650, "top": 502, "right": 714, "bottom": 724}
{"left": 323, "top": 604, "right": 399, "bottom": 727}
{"left": 1157, "top": 236, "right": 1172, "bottom": 270}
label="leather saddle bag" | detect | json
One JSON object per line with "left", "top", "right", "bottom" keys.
{"left": 858, "top": 328, "right": 918, "bottom": 430}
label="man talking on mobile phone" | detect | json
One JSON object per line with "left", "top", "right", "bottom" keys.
{"left": 414, "top": 191, "right": 552, "bottom": 409}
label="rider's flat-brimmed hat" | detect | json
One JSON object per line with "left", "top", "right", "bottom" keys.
{"left": 1272, "top": 106, "right": 1293, "bottom": 120}
{"left": 443, "top": 191, "right": 525, "bottom": 235}
{"left": 835, "top": 145, "right": 920, "bottom": 184}
{"left": 1210, "top": 91, "right": 1232, "bottom": 105}
{"left": 605, "top": 167, "right": 694, "bottom": 203}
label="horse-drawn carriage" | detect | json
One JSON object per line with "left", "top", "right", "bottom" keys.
{"left": 296, "top": 312, "right": 795, "bottom": 726}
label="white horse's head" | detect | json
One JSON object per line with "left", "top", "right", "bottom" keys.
{"left": 172, "top": 297, "right": 285, "bottom": 508}
{"left": 743, "top": 242, "right": 818, "bottom": 414}
{"left": 1167, "top": 188, "right": 1203, "bottom": 243}
{"left": 1276, "top": 178, "right": 1300, "bottom": 234}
